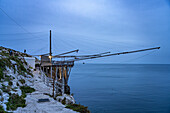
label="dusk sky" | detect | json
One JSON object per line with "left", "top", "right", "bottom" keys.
{"left": 0, "top": 0, "right": 170, "bottom": 64}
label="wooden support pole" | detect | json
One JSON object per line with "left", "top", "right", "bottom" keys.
{"left": 55, "top": 67, "right": 58, "bottom": 94}
{"left": 41, "top": 66, "right": 43, "bottom": 76}
{"left": 51, "top": 66, "right": 52, "bottom": 78}
{"left": 64, "top": 67, "right": 66, "bottom": 81}
{"left": 56, "top": 67, "right": 58, "bottom": 81}
{"left": 46, "top": 67, "right": 49, "bottom": 86}
{"left": 42, "top": 66, "right": 44, "bottom": 80}
{"left": 64, "top": 66, "right": 68, "bottom": 85}
{"left": 43, "top": 67, "right": 45, "bottom": 83}
{"left": 46, "top": 67, "right": 48, "bottom": 75}
{"left": 52, "top": 66, "right": 55, "bottom": 97}
{"left": 66, "top": 67, "right": 69, "bottom": 84}
{"left": 62, "top": 66, "right": 65, "bottom": 95}
{"left": 59, "top": 67, "right": 62, "bottom": 80}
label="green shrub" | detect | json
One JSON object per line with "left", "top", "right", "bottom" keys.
{"left": 8, "top": 81, "right": 13, "bottom": 86}
{"left": 66, "top": 104, "right": 90, "bottom": 113}
{"left": 10, "top": 56, "right": 33, "bottom": 77}
{"left": 0, "top": 51, "right": 9, "bottom": 57}
{"left": 23, "top": 60, "right": 28, "bottom": 65}
{"left": 0, "top": 58, "right": 12, "bottom": 69}
{"left": 16, "top": 82, "right": 19, "bottom": 86}
{"left": 1, "top": 85, "right": 10, "bottom": 94}
{"left": 11, "top": 88, "right": 17, "bottom": 92}
{"left": 19, "top": 64, "right": 27, "bottom": 72}
{"left": 2, "top": 89, "right": 10, "bottom": 94}
{"left": 20, "top": 86, "right": 35, "bottom": 99}
{"left": 62, "top": 97, "right": 66, "bottom": 105}
{"left": 0, "top": 57, "right": 13, "bottom": 81}
{"left": 27, "top": 72, "right": 33, "bottom": 77}
{"left": 6, "top": 94, "right": 26, "bottom": 110}
{"left": 10, "top": 56, "right": 27, "bottom": 74}
{"left": 0, "top": 91, "right": 2, "bottom": 96}
{"left": 5, "top": 75, "right": 10, "bottom": 78}
{"left": 0, "top": 105, "right": 5, "bottom": 113}
{"left": 19, "top": 79, "right": 25, "bottom": 84}
{"left": 21, "top": 93, "right": 26, "bottom": 98}
{"left": 0, "top": 68, "right": 4, "bottom": 80}
{"left": 0, "top": 97, "right": 4, "bottom": 102}
{"left": 0, "top": 59, "right": 6, "bottom": 80}
{"left": 12, "top": 65, "right": 16, "bottom": 74}
{"left": 4, "top": 75, "right": 12, "bottom": 82}
{"left": 3, "top": 86, "right": 11, "bottom": 94}
{"left": 20, "top": 86, "right": 35, "bottom": 94}
{"left": 29, "top": 66, "right": 33, "bottom": 69}
{"left": 4, "top": 77, "right": 11, "bottom": 82}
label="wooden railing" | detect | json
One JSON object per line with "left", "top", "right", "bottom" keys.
{"left": 40, "top": 69, "right": 64, "bottom": 95}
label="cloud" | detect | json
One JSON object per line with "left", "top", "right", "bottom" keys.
{"left": 56, "top": 0, "right": 109, "bottom": 18}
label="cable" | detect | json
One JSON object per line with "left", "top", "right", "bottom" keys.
{"left": 0, "top": 7, "right": 52, "bottom": 55}
{"left": 0, "top": 31, "right": 47, "bottom": 35}
{"left": 30, "top": 44, "right": 48, "bottom": 55}
{"left": 53, "top": 32, "right": 123, "bottom": 53}
{"left": 0, "top": 7, "right": 31, "bottom": 33}
{"left": 120, "top": 50, "right": 156, "bottom": 63}
{"left": 0, "top": 37, "right": 46, "bottom": 41}
{"left": 0, "top": 7, "right": 46, "bottom": 40}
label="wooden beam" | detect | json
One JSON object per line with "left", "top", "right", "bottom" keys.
{"left": 53, "top": 49, "right": 79, "bottom": 57}
{"left": 68, "top": 47, "right": 160, "bottom": 61}
{"left": 53, "top": 51, "right": 110, "bottom": 58}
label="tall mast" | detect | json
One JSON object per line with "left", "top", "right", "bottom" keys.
{"left": 50, "top": 30, "right": 52, "bottom": 56}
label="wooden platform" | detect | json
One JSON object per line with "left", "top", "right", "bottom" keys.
{"left": 41, "top": 61, "right": 74, "bottom": 67}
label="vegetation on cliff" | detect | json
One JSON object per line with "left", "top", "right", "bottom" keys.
{"left": 0, "top": 46, "right": 35, "bottom": 112}
{"left": 66, "top": 104, "right": 90, "bottom": 113}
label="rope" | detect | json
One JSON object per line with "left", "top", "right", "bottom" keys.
{"left": 30, "top": 44, "right": 48, "bottom": 55}
{"left": 120, "top": 50, "right": 157, "bottom": 63}
{"left": 0, "top": 7, "right": 46, "bottom": 41}
{"left": 0, "top": 31, "right": 47, "bottom": 35}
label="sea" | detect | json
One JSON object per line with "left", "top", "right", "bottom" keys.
{"left": 69, "top": 64, "right": 170, "bottom": 113}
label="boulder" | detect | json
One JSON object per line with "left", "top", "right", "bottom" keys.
{"left": 56, "top": 94, "right": 75, "bottom": 105}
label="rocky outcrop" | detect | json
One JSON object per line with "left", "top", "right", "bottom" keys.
{"left": 0, "top": 46, "right": 35, "bottom": 112}
{"left": 56, "top": 94, "right": 76, "bottom": 105}
{"left": 0, "top": 46, "right": 77, "bottom": 113}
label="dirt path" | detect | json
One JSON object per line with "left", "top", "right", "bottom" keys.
{"left": 15, "top": 70, "right": 77, "bottom": 113}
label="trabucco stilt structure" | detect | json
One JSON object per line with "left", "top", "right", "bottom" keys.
{"left": 34, "top": 30, "right": 160, "bottom": 97}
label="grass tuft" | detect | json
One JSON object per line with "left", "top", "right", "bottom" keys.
{"left": 62, "top": 97, "right": 66, "bottom": 105}
{"left": 20, "top": 86, "right": 35, "bottom": 94}
{"left": 6, "top": 94, "right": 26, "bottom": 111}
{"left": 19, "top": 79, "right": 25, "bottom": 84}
{"left": 66, "top": 104, "right": 90, "bottom": 113}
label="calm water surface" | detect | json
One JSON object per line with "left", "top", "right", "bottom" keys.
{"left": 69, "top": 64, "right": 170, "bottom": 113}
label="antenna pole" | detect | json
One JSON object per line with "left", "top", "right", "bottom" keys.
{"left": 50, "top": 30, "right": 52, "bottom": 56}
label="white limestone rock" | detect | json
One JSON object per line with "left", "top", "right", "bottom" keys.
{"left": 56, "top": 94, "right": 76, "bottom": 105}
{"left": 3, "top": 82, "right": 8, "bottom": 86}
{"left": 10, "top": 60, "right": 16, "bottom": 65}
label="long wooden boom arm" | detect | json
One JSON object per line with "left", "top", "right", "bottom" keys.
{"left": 69, "top": 47, "right": 160, "bottom": 61}
{"left": 53, "top": 52, "right": 111, "bottom": 58}
{"left": 53, "top": 49, "right": 79, "bottom": 57}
